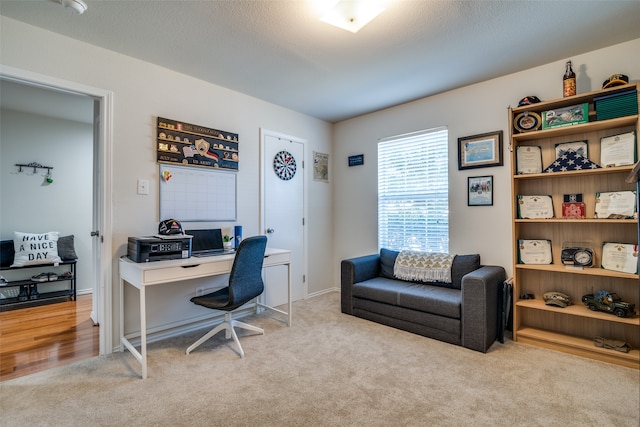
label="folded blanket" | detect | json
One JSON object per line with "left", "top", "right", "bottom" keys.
{"left": 394, "top": 251, "right": 455, "bottom": 283}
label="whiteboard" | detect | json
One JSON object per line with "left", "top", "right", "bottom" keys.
{"left": 159, "top": 164, "right": 237, "bottom": 221}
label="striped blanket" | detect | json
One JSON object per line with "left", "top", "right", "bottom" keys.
{"left": 393, "top": 251, "right": 455, "bottom": 283}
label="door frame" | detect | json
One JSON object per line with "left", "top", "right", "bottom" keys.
{"left": 259, "top": 128, "right": 308, "bottom": 300}
{"left": 0, "top": 65, "right": 114, "bottom": 354}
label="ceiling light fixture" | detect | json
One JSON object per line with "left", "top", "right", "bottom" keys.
{"left": 61, "top": 0, "right": 87, "bottom": 15}
{"left": 319, "top": 0, "right": 387, "bottom": 33}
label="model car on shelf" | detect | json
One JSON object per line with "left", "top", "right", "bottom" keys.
{"left": 581, "top": 290, "right": 636, "bottom": 318}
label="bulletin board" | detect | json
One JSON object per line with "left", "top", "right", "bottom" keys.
{"left": 159, "top": 164, "right": 237, "bottom": 221}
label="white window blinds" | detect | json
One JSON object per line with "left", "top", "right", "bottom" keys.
{"left": 378, "top": 127, "right": 449, "bottom": 252}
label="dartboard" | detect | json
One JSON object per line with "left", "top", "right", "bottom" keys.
{"left": 273, "top": 150, "right": 297, "bottom": 180}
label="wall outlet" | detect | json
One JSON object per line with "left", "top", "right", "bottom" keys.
{"left": 137, "top": 179, "right": 149, "bottom": 195}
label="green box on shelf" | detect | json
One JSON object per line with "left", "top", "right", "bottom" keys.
{"left": 594, "top": 90, "right": 638, "bottom": 121}
{"left": 542, "top": 103, "right": 588, "bottom": 129}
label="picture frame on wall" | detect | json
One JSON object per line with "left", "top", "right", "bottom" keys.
{"left": 458, "top": 130, "right": 503, "bottom": 170}
{"left": 468, "top": 175, "right": 493, "bottom": 206}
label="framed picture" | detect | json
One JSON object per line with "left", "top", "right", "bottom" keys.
{"left": 458, "top": 130, "right": 503, "bottom": 170}
{"left": 313, "top": 151, "right": 329, "bottom": 182}
{"left": 468, "top": 175, "right": 493, "bottom": 206}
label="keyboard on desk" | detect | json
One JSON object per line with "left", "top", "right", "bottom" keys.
{"left": 193, "top": 250, "right": 235, "bottom": 257}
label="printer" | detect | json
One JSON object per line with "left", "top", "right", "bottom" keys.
{"left": 127, "top": 235, "right": 192, "bottom": 262}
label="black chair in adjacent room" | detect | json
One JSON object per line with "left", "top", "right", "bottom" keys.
{"left": 186, "top": 235, "right": 268, "bottom": 358}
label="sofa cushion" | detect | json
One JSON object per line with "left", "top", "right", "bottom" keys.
{"left": 353, "top": 299, "right": 461, "bottom": 337}
{"left": 397, "top": 283, "right": 461, "bottom": 318}
{"left": 379, "top": 249, "right": 480, "bottom": 290}
{"left": 353, "top": 277, "right": 401, "bottom": 305}
{"left": 352, "top": 277, "right": 461, "bottom": 318}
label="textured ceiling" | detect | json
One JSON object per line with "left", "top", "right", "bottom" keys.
{"left": 1, "top": 0, "right": 640, "bottom": 122}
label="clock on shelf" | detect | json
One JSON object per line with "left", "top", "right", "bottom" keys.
{"left": 273, "top": 150, "right": 297, "bottom": 181}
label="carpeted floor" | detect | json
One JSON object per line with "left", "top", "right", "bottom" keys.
{"left": 1, "top": 292, "right": 638, "bottom": 427}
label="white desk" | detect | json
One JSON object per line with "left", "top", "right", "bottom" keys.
{"left": 119, "top": 248, "right": 291, "bottom": 379}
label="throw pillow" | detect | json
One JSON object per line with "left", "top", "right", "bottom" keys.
{"left": 58, "top": 235, "right": 78, "bottom": 260}
{"left": 380, "top": 248, "right": 399, "bottom": 279}
{"left": 11, "top": 231, "right": 62, "bottom": 267}
{"left": 450, "top": 254, "right": 481, "bottom": 289}
{"left": 0, "top": 240, "right": 14, "bottom": 269}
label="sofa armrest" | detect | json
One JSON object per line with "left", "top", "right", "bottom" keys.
{"left": 341, "top": 254, "right": 381, "bottom": 314}
{"left": 461, "top": 265, "right": 506, "bottom": 353}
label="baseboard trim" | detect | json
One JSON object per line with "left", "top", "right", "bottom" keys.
{"left": 307, "top": 288, "right": 339, "bottom": 299}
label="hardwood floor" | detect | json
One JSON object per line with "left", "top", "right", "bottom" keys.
{"left": 0, "top": 294, "right": 99, "bottom": 382}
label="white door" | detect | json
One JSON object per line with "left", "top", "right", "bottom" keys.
{"left": 91, "top": 99, "right": 101, "bottom": 325}
{"left": 261, "top": 130, "right": 306, "bottom": 307}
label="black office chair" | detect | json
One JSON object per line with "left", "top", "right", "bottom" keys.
{"left": 186, "top": 235, "right": 268, "bottom": 358}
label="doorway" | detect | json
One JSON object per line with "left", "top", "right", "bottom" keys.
{"left": 260, "top": 129, "right": 307, "bottom": 307}
{"left": 0, "top": 65, "right": 113, "bottom": 367}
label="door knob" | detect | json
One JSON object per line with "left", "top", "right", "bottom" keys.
{"left": 90, "top": 231, "right": 100, "bottom": 237}
{"left": 266, "top": 228, "right": 275, "bottom": 234}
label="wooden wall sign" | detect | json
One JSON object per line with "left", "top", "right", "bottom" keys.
{"left": 156, "top": 117, "right": 239, "bottom": 171}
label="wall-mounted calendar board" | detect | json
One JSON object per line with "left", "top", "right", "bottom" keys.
{"left": 159, "top": 164, "right": 237, "bottom": 221}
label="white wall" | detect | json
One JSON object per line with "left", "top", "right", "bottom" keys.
{"left": 0, "top": 17, "right": 333, "bottom": 346}
{"left": 333, "top": 38, "right": 640, "bottom": 285}
{"left": 0, "top": 109, "right": 93, "bottom": 293}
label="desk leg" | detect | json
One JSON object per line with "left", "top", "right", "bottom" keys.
{"left": 287, "top": 262, "right": 292, "bottom": 327}
{"left": 256, "top": 261, "right": 292, "bottom": 327}
{"left": 120, "top": 279, "right": 148, "bottom": 379}
{"left": 140, "top": 285, "right": 147, "bottom": 379}
{"left": 119, "top": 277, "right": 124, "bottom": 352}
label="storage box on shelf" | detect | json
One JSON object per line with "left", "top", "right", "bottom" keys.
{"left": 509, "top": 82, "right": 639, "bottom": 369}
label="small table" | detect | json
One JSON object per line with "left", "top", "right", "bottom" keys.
{"left": 119, "top": 248, "right": 291, "bottom": 379}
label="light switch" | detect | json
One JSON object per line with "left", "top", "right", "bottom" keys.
{"left": 137, "top": 179, "right": 149, "bottom": 195}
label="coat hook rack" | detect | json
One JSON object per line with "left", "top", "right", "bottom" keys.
{"left": 15, "top": 162, "right": 54, "bottom": 174}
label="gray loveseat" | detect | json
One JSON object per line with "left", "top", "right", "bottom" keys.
{"left": 341, "top": 249, "right": 506, "bottom": 353}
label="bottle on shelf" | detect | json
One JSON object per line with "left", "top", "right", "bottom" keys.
{"left": 563, "top": 60, "right": 576, "bottom": 97}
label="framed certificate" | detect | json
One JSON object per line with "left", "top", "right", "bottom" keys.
{"left": 601, "top": 243, "right": 638, "bottom": 274}
{"left": 457, "top": 130, "right": 503, "bottom": 170}
{"left": 594, "top": 191, "right": 637, "bottom": 219}
{"left": 600, "top": 131, "right": 636, "bottom": 167}
{"left": 517, "top": 195, "right": 554, "bottom": 219}
{"left": 516, "top": 146, "right": 542, "bottom": 174}
{"left": 518, "top": 240, "right": 553, "bottom": 264}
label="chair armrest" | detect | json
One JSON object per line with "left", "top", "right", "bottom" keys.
{"left": 341, "top": 254, "right": 381, "bottom": 314}
{"left": 461, "top": 265, "right": 506, "bottom": 353}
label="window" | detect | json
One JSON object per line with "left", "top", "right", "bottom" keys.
{"left": 378, "top": 127, "right": 449, "bottom": 252}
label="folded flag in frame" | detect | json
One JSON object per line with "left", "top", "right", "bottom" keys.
{"left": 544, "top": 149, "right": 601, "bottom": 173}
